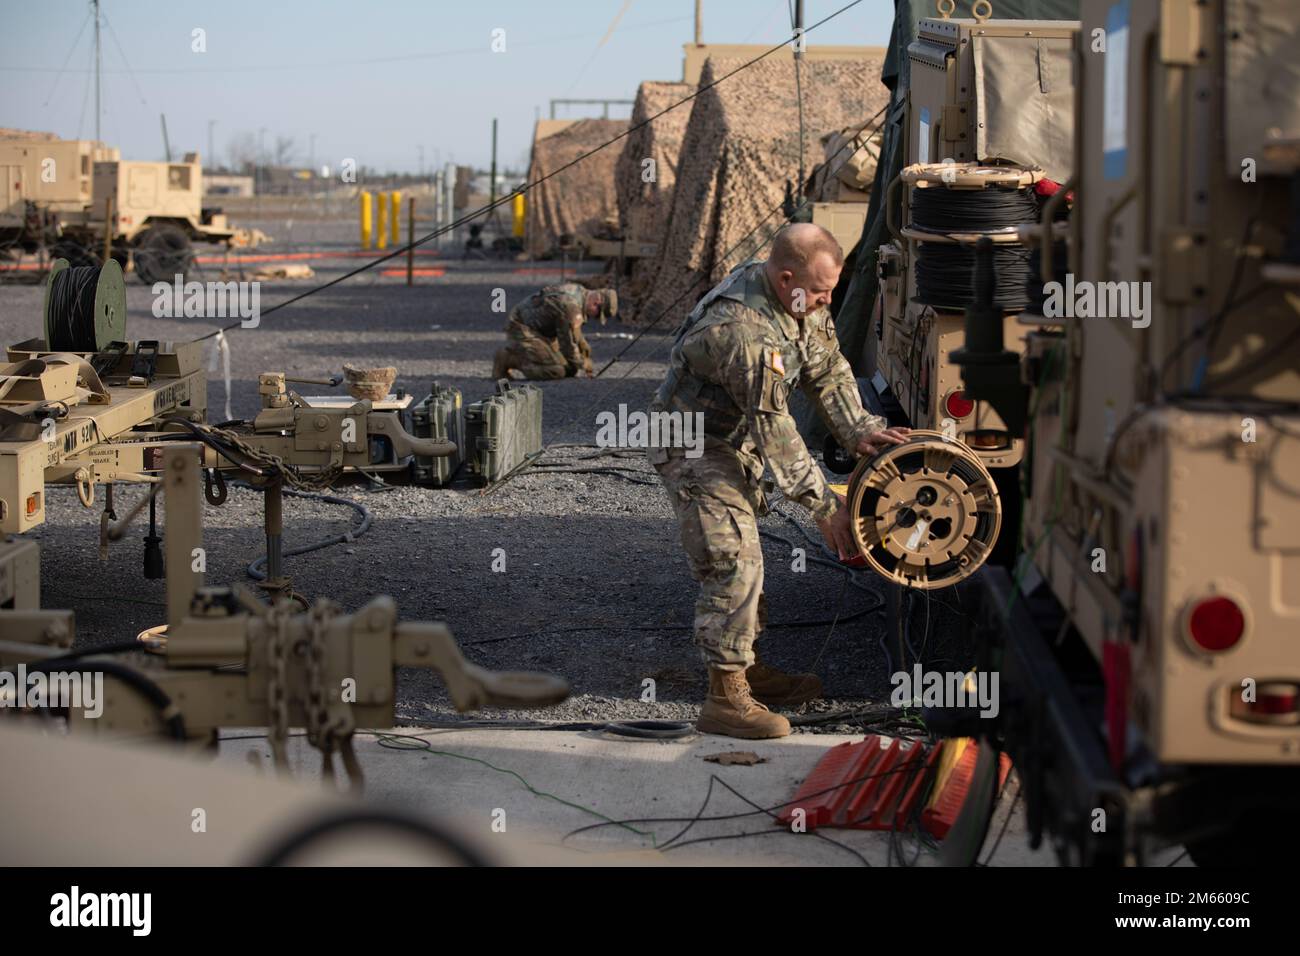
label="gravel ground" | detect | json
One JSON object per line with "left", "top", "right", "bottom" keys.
{"left": 1, "top": 221, "right": 975, "bottom": 732}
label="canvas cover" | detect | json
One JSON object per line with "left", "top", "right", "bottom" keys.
{"left": 525, "top": 118, "right": 627, "bottom": 258}
{"left": 633, "top": 52, "right": 888, "bottom": 326}
{"left": 975, "top": 32, "right": 1075, "bottom": 182}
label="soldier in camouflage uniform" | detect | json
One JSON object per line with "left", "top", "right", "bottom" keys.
{"left": 492, "top": 284, "right": 618, "bottom": 380}
{"left": 649, "top": 223, "right": 910, "bottom": 739}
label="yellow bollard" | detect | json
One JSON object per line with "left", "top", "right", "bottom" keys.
{"left": 512, "top": 192, "right": 525, "bottom": 238}
{"left": 390, "top": 190, "right": 401, "bottom": 246}
{"left": 376, "top": 191, "right": 388, "bottom": 250}
{"left": 360, "top": 191, "right": 373, "bottom": 249}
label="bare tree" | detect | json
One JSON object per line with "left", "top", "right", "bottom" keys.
{"left": 274, "top": 135, "right": 296, "bottom": 167}
{"left": 227, "top": 131, "right": 259, "bottom": 173}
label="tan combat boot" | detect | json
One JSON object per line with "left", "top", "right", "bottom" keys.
{"left": 696, "top": 667, "right": 792, "bottom": 739}
{"left": 746, "top": 661, "right": 823, "bottom": 708}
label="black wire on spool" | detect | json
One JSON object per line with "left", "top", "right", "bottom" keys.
{"left": 1025, "top": 241, "right": 1070, "bottom": 316}
{"left": 914, "top": 241, "right": 1033, "bottom": 311}
{"left": 47, "top": 265, "right": 103, "bottom": 352}
{"left": 910, "top": 184, "right": 1041, "bottom": 233}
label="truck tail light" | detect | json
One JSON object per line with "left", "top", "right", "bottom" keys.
{"left": 1229, "top": 682, "right": 1300, "bottom": 725}
{"left": 944, "top": 390, "right": 974, "bottom": 419}
{"left": 1187, "top": 595, "right": 1245, "bottom": 652}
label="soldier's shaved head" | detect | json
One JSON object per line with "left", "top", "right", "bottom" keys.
{"left": 769, "top": 223, "right": 845, "bottom": 273}
{"left": 765, "top": 223, "right": 844, "bottom": 319}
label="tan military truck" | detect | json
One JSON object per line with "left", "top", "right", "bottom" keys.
{"left": 1, "top": 135, "right": 261, "bottom": 281}
{"left": 946, "top": 0, "right": 1300, "bottom": 866}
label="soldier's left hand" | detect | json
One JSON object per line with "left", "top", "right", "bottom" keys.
{"left": 855, "top": 427, "right": 911, "bottom": 458}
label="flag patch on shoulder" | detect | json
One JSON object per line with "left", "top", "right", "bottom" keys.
{"left": 769, "top": 349, "right": 785, "bottom": 376}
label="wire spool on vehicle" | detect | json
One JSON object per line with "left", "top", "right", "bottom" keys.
{"left": 914, "top": 241, "right": 1033, "bottom": 311}
{"left": 1024, "top": 240, "right": 1069, "bottom": 318}
{"left": 42, "top": 257, "right": 127, "bottom": 352}
{"left": 902, "top": 163, "right": 1041, "bottom": 312}
{"left": 844, "top": 429, "right": 1001, "bottom": 590}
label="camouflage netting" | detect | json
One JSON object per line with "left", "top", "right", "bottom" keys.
{"left": 525, "top": 118, "right": 628, "bottom": 259}
{"left": 634, "top": 54, "right": 888, "bottom": 326}
{"left": 615, "top": 81, "right": 693, "bottom": 243}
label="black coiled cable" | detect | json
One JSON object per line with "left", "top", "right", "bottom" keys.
{"left": 910, "top": 184, "right": 1041, "bottom": 233}
{"left": 47, "top": 265, "right": 101, "bottom": 351}
{"left": 1025, "top": 241, "right": 1069, "bottom": 316}
{"left": 914, "top": 241, "right": 1033, "bottom": 311}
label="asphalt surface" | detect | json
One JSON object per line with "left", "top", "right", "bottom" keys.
{"left": 0, "top": 221, "right": 977, "bottom": 730}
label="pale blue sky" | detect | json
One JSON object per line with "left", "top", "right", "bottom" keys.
{"left": 0, "top": 0, "right": 893, "bottom": 172}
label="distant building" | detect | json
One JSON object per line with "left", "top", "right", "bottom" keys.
{"left": 204, "top": 174, "right": 255, "bottom": 198}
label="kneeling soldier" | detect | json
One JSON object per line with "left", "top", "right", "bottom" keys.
{"left": 492, "top": 284, "right": 617, "bottom": 380}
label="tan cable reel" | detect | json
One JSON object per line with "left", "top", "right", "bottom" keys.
{"left": 845, "top": 430, "right": 1001, "bottom": 589}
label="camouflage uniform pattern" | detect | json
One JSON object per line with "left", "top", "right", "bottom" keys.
{"left": 496, "top": 283, "right": 593, "bottom": 379}
{"left": 649, "top": 260, "right": 886, "bottom": 670}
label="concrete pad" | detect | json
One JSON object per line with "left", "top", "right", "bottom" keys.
{"left": 216, "top": 726, "right": 1062, "bottom": 866}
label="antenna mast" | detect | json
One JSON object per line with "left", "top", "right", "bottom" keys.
{"left": 93, "top": 0, "right": 102, "bottom": 141}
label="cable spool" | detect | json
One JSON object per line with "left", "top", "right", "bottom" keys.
{"left": 42, "top": 257, "right": 127, "bottom": 352}
{"left": 915, "top": 241, "right": 1034, "bottom": 311}
{"left": 910, "top": 184, "right": 1041, "bottom": 233}
{"left": 900, "top": 164, "right": 1043, "bottom": 313}
{"left": 845, "top": 429, "right": 1001, "bottom": 590}
{"left": 1025, "top": 240, "right": 1069, "bottom": 317}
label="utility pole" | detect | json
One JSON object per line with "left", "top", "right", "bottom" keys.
{"left": 488, "top": 118, "right": 499, "bottom": 232}
{"left": 93, "top": 0, "right": 102, "bottom": 141}
{"left": 794, "top": 0, "right": 806, "bottom": 198}
{"left": 258, "top": 126, "right": 267, "bottom": 194}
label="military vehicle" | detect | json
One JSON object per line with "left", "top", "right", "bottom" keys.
{"left": 0, "top": 136, "right": 263, "bottom": 282}
{"left": 927, "top": 0, "right": 1300, "bottom": 865}
{"left": 846, "top": 5, "right": 1079, "bottom": 571}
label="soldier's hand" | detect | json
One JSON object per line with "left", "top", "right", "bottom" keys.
{"left": 855, "top": 427, "right": 911, "bottom": 458}
{"left": 815, "top": 495, "right": 858, "bottom": 561}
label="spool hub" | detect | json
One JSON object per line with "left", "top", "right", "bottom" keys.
{"left": 845, "top": 429, "right": 1001, "bottom": 589}
{"left": 42, "top": 256, "right": 127, "bottom": 352}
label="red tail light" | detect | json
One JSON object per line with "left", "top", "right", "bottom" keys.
{"left": 1230, "top": 682, "right": 1300, "bottom": 725}
{"left": 944, "top": 391, "right": 974, "bottom": 419}
{"left": 1187, "top": 596, "right": 1245, "bottom": 652}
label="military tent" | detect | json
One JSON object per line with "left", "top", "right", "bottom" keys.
{"left": 635, "top": 51, "right": 888, "bottom": 328}
{"left": 613, "top": 81, "right": 694, "bottom": 310}
{"left": 525, "top": 118, "right": 627, "bottom": 259}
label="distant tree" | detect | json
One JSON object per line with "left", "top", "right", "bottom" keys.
{"left": 227, "top": 131, "right": 259, "bottom": 174}
{"left": 274, "top": 135, "right": 296, "bottom": 167}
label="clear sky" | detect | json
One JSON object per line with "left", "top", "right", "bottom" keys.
{"left": 0, "top": 0, "right": 893, "bottom": 173}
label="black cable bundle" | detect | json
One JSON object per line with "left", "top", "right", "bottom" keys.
{"left": 914, "top": 241, "right": 1033, "bottom": 311}
{"left": 1025, "top": 241, "right": 1069, "bottom": 316}
{"left": 910, "top": 183, "right": 1040, "bottom": 233}
{"left": 47, "top": 265, "right": 101, "bottom": 351}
